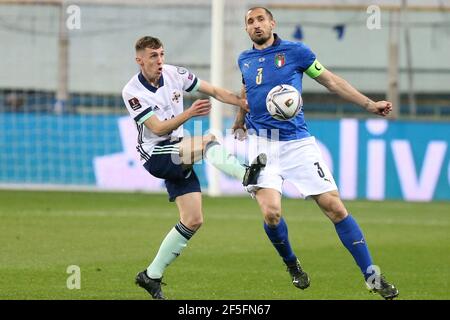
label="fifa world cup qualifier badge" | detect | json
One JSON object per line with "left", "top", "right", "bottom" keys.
{"left": 128, "top": 97, "right": 142, "bottom": 111}
{"left": 274, "top": 53, "right": 285, "bottom": 68}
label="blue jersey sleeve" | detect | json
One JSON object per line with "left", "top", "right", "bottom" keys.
{"left": 294, "top": 42, "right": 317, "bottom": 72}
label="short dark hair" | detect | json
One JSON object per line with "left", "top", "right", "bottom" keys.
{"left": 135, "top": 36, "right": 163, "bottom": 51}
{"left": 245, "top": 6, "right": 274, "bottom": 23}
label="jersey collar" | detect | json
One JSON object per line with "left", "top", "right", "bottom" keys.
{"left": 138, "top": 72, "right": 164, "bottom": 93}
{"left": 252, "top": 33, "right": 281, "bottom": 50}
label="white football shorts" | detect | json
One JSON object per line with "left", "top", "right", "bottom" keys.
{"left": 246, "top": 135, "right": 337, "bottom": 198}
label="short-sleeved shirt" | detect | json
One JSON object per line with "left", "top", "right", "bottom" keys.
{"left": 238, "top": 34, "right": 324, "bottom": 141}
{"left": 122, "top": 64, "right": 200, "bottom": 163}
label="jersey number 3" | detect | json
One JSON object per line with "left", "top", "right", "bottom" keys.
{"left": 256, "top": 68, "right": 263, "bottom": 85}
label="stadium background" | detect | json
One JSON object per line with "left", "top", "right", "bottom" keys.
{"left": 0, "top": 0, "right": 449, "bottom": 300}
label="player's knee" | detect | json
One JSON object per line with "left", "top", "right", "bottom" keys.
{"left": 190, "top": 220, "right": 203, "bottom": 231}
{"left": 183, "top": 215, "right": 203, "bottom": 231}
{"left": 333, "top": 209, "right": 348, "bottom": 223}
{"left": 316, "top": 192, "right": 348, "bottom": 223}
{"left": 326, "top": 202, "right": 348, "bottom": 223}
{"left": 261, "top": 204, "right": 282, "bottom": 225}
{"left": 202, "top": 133, "right": 216, "bottom": 146}
{"left": 202, "top": 134, "right": 218, "bottom": 155}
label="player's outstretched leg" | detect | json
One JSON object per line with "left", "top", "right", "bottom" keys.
{"left": 137, "top": 220, "right": 198, "bottom": 299}
{"left": 314, "top": 191, "right": 398, "bottom": 299}
{"left": 334, "top": 214, "right": 399, "bottom": 299}
{"left": 203, "top": 139, "right": 266, "bottom": 186}
{"left": 263, "top": 219, "right": 310, "bottom": 289}
{"left": 257, "top": 188, "right": 310, "bottom": 290}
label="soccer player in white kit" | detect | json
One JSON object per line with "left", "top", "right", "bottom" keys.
{"left": 122, "top": 36, "right": 266, "bottom": 299}
{"left": 233, "top": 7, "right": 398, "bottom": 299}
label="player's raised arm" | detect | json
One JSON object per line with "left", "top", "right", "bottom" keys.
{"left": 313, "top": 69, "right": 393, "bottom": 117}
{"left": 143, "top": 99, "right": 211, "bottom": 136}
{"left": 198, "top": 80, "right": 249, "bottom": 112}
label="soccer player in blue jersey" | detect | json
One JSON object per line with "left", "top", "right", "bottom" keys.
{"left": 232, "top": 7, "right": 398, "bottom": 299}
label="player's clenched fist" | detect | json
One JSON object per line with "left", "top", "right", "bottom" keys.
{"left": 366, "top": 100, "right": 393, "bottom": 117}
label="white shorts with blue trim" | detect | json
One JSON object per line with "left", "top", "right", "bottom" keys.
{"left": 246, "top": 135, "right": 337, "bottom": 198}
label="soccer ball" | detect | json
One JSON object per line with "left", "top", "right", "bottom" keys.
{"left": 266, "top": 84, "right": 302, "bottom": 121}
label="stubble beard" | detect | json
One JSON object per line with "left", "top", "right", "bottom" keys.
{"left": 251, "top": 32, "right": 271, "bottom": 46}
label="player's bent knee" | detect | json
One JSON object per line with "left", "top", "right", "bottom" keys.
{"left": 331, "top": 210, "right": 347, "bottom": 223}
{"left": 331, "top": 199, "right": 348, "bottom": 218}
{"left": 315, "top": 191, "right": 348, "bottom": 223}
{"left": 203, "top": 133, "right": 216, "bottom": 145}
{"left": 183, "top": 216, "right": 203, "bottom": 231}
{"left": 326, "top": 203, "right": 348, "bottom": 223}
{"left": 202, "top": 134, "right": 218, "bottom": 152}
{"left": 265, "top": 215, "right": 281, "bottom": 226}
{"left": 261, "top": 204, "right": 282, "bottom": 225}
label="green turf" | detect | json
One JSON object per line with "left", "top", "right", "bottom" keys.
{"left": 0, "top": 190, "right": 449, "bottom": 300}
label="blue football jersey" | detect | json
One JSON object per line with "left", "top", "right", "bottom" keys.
{"left": 238, "top": 34, "right": 318, "bottom": 141}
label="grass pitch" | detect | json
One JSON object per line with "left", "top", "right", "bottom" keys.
{"left": 0, "top": 190, "right": 449, "bottom": 300}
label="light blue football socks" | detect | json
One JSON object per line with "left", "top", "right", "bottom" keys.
{"left": 146, "top": 221, "right": 196, "bottom": 279}
{"left": 204, "top": 141, "right": 246, "bottom": 180}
